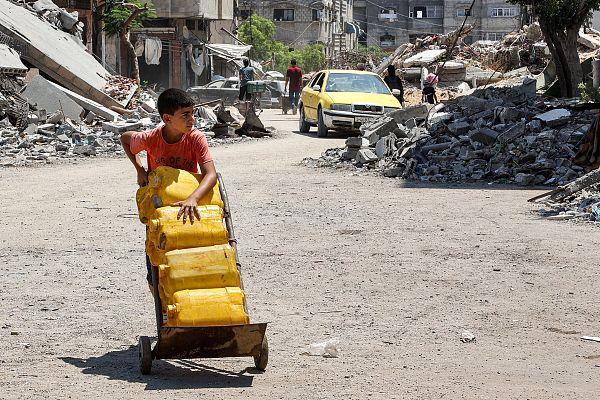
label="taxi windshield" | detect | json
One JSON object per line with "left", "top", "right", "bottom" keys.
{"left": 325, "top": 73, "right": 391, "bottom": 94}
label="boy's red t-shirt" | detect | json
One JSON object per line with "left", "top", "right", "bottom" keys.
{"left": 130, "top": 126, "right": 213, "bottom": 173}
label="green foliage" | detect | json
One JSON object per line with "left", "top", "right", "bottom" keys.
{"left": 507, "top": 0, "right": 600, "bottom": 29}
{"left": 578, "top": 82, "right": 600, "bottom": 102}
{"left": 238, "top": 15, "right": 326, "bottom": 73}
{"left": 102, "top": 0, "right": 156, "bottom": 36}
{"left": 354, "top": 44, "right": 389, "bottom": 64}
{"left": 273, "top": 44, "right": 326, "bottom": 73}
{"left": 238, "top": 15, "right": 277, "bottom": 61}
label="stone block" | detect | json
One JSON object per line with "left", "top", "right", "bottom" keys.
{"left": 470, "top": 128, "right": 499, "bottom": 145}
{"left": 345, "top": 137, "right": 369, "bottom": 148}
{"left": 72, "top": 145, "right": 96, "bottom": 156}
{"left": 515, "top": 173, "right": 535, "bottom": 186}
{"left": 448, "top": 121, "right": 471, "bottom": 135}
{"left": 355, "top": 148, "right": 378, "bottom": 164}
{"left": 388, "top": 104, "right": 428, "bottom": 124}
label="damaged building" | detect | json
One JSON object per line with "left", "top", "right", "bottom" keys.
{"left": 353, "top": 0, "right": 521, "bottom": 49}
{"left": 244, "top": 0, "right": 358, "bottom": 63}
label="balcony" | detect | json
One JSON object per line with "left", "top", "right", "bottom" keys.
{"left": 378, "top": 13, "right": 398, "bottom": 22}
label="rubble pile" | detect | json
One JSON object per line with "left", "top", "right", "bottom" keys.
{"left": 0, "top": 91, "right": 273, "bottom": 167}
{"left": 22, "top": 0, "right": 84, "bottom": 42}
{"left": 304, "top": 79, "right": 597, "bottom": 186}
{"left": 477, "top": 23, "right": 549, "bottom": 74}
{"left": 538, "top": 183, "right": 600, "bottom": 222}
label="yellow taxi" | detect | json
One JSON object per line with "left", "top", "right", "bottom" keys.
{"left": 298, "top": 69, "right": 401, "bottom": 137}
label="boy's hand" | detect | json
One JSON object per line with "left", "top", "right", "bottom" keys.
{"left": 174, "top": 197, "right": 201, "bottom": 225}
{"left": 137, "top": 168, "right": 149, "bottom": 187}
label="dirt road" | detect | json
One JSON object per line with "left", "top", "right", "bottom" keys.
{"left": 1, "top": 110, "right": 599, "bottom": 399}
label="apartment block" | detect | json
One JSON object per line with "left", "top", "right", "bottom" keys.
{"left": 246, "top": 0, "right": 358, "bottom": 62}
{"left": 353, "top": 0, "right": 520, "bottom": 50}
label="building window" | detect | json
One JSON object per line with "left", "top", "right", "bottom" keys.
{"left": 380, "top": 33, "right": 395, "bottom": 47}
{"left": 484, "top": 32, "right": 507, "bottom": 41}
{"left": 185, "top": 19, "right": 208, "bottom": 31}
{"left": 456, "top": 8, "right": 471, "bottom": 17}
{"left": 273, "top": 9, "right": 294, "bottom": 21}
{"left": 411, "top": 6, "right": 441, "bottom": 19}
{"left": 491, "top": 8, "right": 517, "bottom": 17}
{"left": 312, "top": 9, "right": 322, "bottom": 21}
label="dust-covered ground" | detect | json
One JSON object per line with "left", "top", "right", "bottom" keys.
{"left": 1, "top": 110, "right": 599, "bottom": 399}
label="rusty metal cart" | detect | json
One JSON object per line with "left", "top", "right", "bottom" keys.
{"left": 138, "top": 174, "right": 268, "bottom": 374}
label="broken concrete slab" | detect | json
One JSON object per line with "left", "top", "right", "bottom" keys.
{"left": 0, "top": 0, "right": 136, "bottom": 108}
{"left": 388, "top": 104, "right": 428, "bottom": 124}
{"left": 22, "top": 75, "right": 84, "bottom": 121}
{"left": 578, "top": 31, "right": 600, "bottom": 50}
{"left": 101, "top": 121, "right": 142, "bottom": 134}
{"left": 403, "top": 49, "right": 446, "bottom": 67}
{"left": 0, "top": 43, "right": 27, "bottom": 76}
{"left": 48, "top": 81, "right": 121, "bottom": 122}
{"left": 535, "top": 109, "right": 571, "bottom": 124}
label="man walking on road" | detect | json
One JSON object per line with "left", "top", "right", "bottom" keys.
{"left": 238, "top": 58, "right": 255, "bottom": 101}
{"left": 285, "top": 59, "right": 302, "bottom": 115}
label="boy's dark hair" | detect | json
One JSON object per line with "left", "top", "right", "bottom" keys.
{"left": 291, "top": 59, "right": 297, "bottom": 65}
{"left": 157, "top": 88, "right": 195, "bottom": 117}
{"left": 243, "top": 58, "right": 249, "bottom": 67}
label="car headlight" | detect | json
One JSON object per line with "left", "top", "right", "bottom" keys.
{"left": 330, "top": 104, "right": 352, "bottom": 112}
{"left": 384, "top": 107, "right": 400, "bottom": 114}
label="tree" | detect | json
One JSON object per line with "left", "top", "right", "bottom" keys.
{"left": 238, "top": 14, "right": 277, "bottom": 61}
{"left": 508, "top": 1, "right": 600, "bottom": 97}
{"left": 238, "top": 15, "right": 326, "bottom": 73}
{"left": 102, "top": 0, "right": 156, "bottom": 83}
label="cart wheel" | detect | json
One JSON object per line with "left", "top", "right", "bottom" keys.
{"left": 139, "top": 336, "right": 152, "bottom": 375}
{"left": 254, "top": 335, "right": 268, "bottom": 371}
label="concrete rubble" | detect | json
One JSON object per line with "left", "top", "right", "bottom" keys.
{"left": 303, "top": 79, "right": 596, "bottom": 186}
{"left": 0, "top": 0, "right": 274, "bottom": 168}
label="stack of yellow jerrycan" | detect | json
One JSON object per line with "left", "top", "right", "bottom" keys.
{"left": 136, "top": 166, "right": 250, "bottom": 327}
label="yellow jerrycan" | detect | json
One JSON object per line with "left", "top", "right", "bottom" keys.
{"left": 136, "top": 166, "right": 224, "bottom": 224}
{"left": 166, "top": 287, "right": 249, "bottom": 327}
{"left": 158, "top": 244, "right": 241, "bottom": 302}
{"left": 147, "top": 206, "right": 229, "bottom": 253}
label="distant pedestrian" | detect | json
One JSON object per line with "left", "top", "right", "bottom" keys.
{"left": 384, "top": 64, "right": 404, "bottom": 107}
{"left": 285, "top": 59, "right": 303, "bottom": 115}
{"left": 422, "top": 73, "right": 439, "bottom": 105}
{"left": 238, "top": 58, "right": 255, "bottom": 101}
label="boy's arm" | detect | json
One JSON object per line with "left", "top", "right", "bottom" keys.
{"left": 120, "top": 131, "right": 148, "bottom": 186}
{"left": 174, "top": 161, "right": 217, "bottom": 224}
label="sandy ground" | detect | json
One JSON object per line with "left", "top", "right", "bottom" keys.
{"left": 1, "top": 109, "right": 599, "bottom": 399}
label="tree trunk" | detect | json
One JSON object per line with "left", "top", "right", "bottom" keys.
{"left": 120, "top": 31, "right": 140, "bottom": 84}
{"left": 539, "top": 20, "right": 582, "bottom": 97}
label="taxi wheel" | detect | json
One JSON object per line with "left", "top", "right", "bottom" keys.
{"left": 317, "top": 107, "right": 328, "bottom": 138}
{"left": 299, "top": 106, "right": 310, "bottom": 133}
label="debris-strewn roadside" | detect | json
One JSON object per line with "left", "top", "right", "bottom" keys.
{"left": 303, "top": 79, "right": 597, "bottom": 186}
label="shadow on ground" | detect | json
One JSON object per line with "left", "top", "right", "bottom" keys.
{"left": 60, "top": 344, "right": 259, "bottom": 390}
{"left": 292, "top": 129, "right": 355, "bottom": 139}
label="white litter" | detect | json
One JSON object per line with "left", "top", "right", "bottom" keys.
{"left": 302, "top": 337, "right": 339, "bottom": 358}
